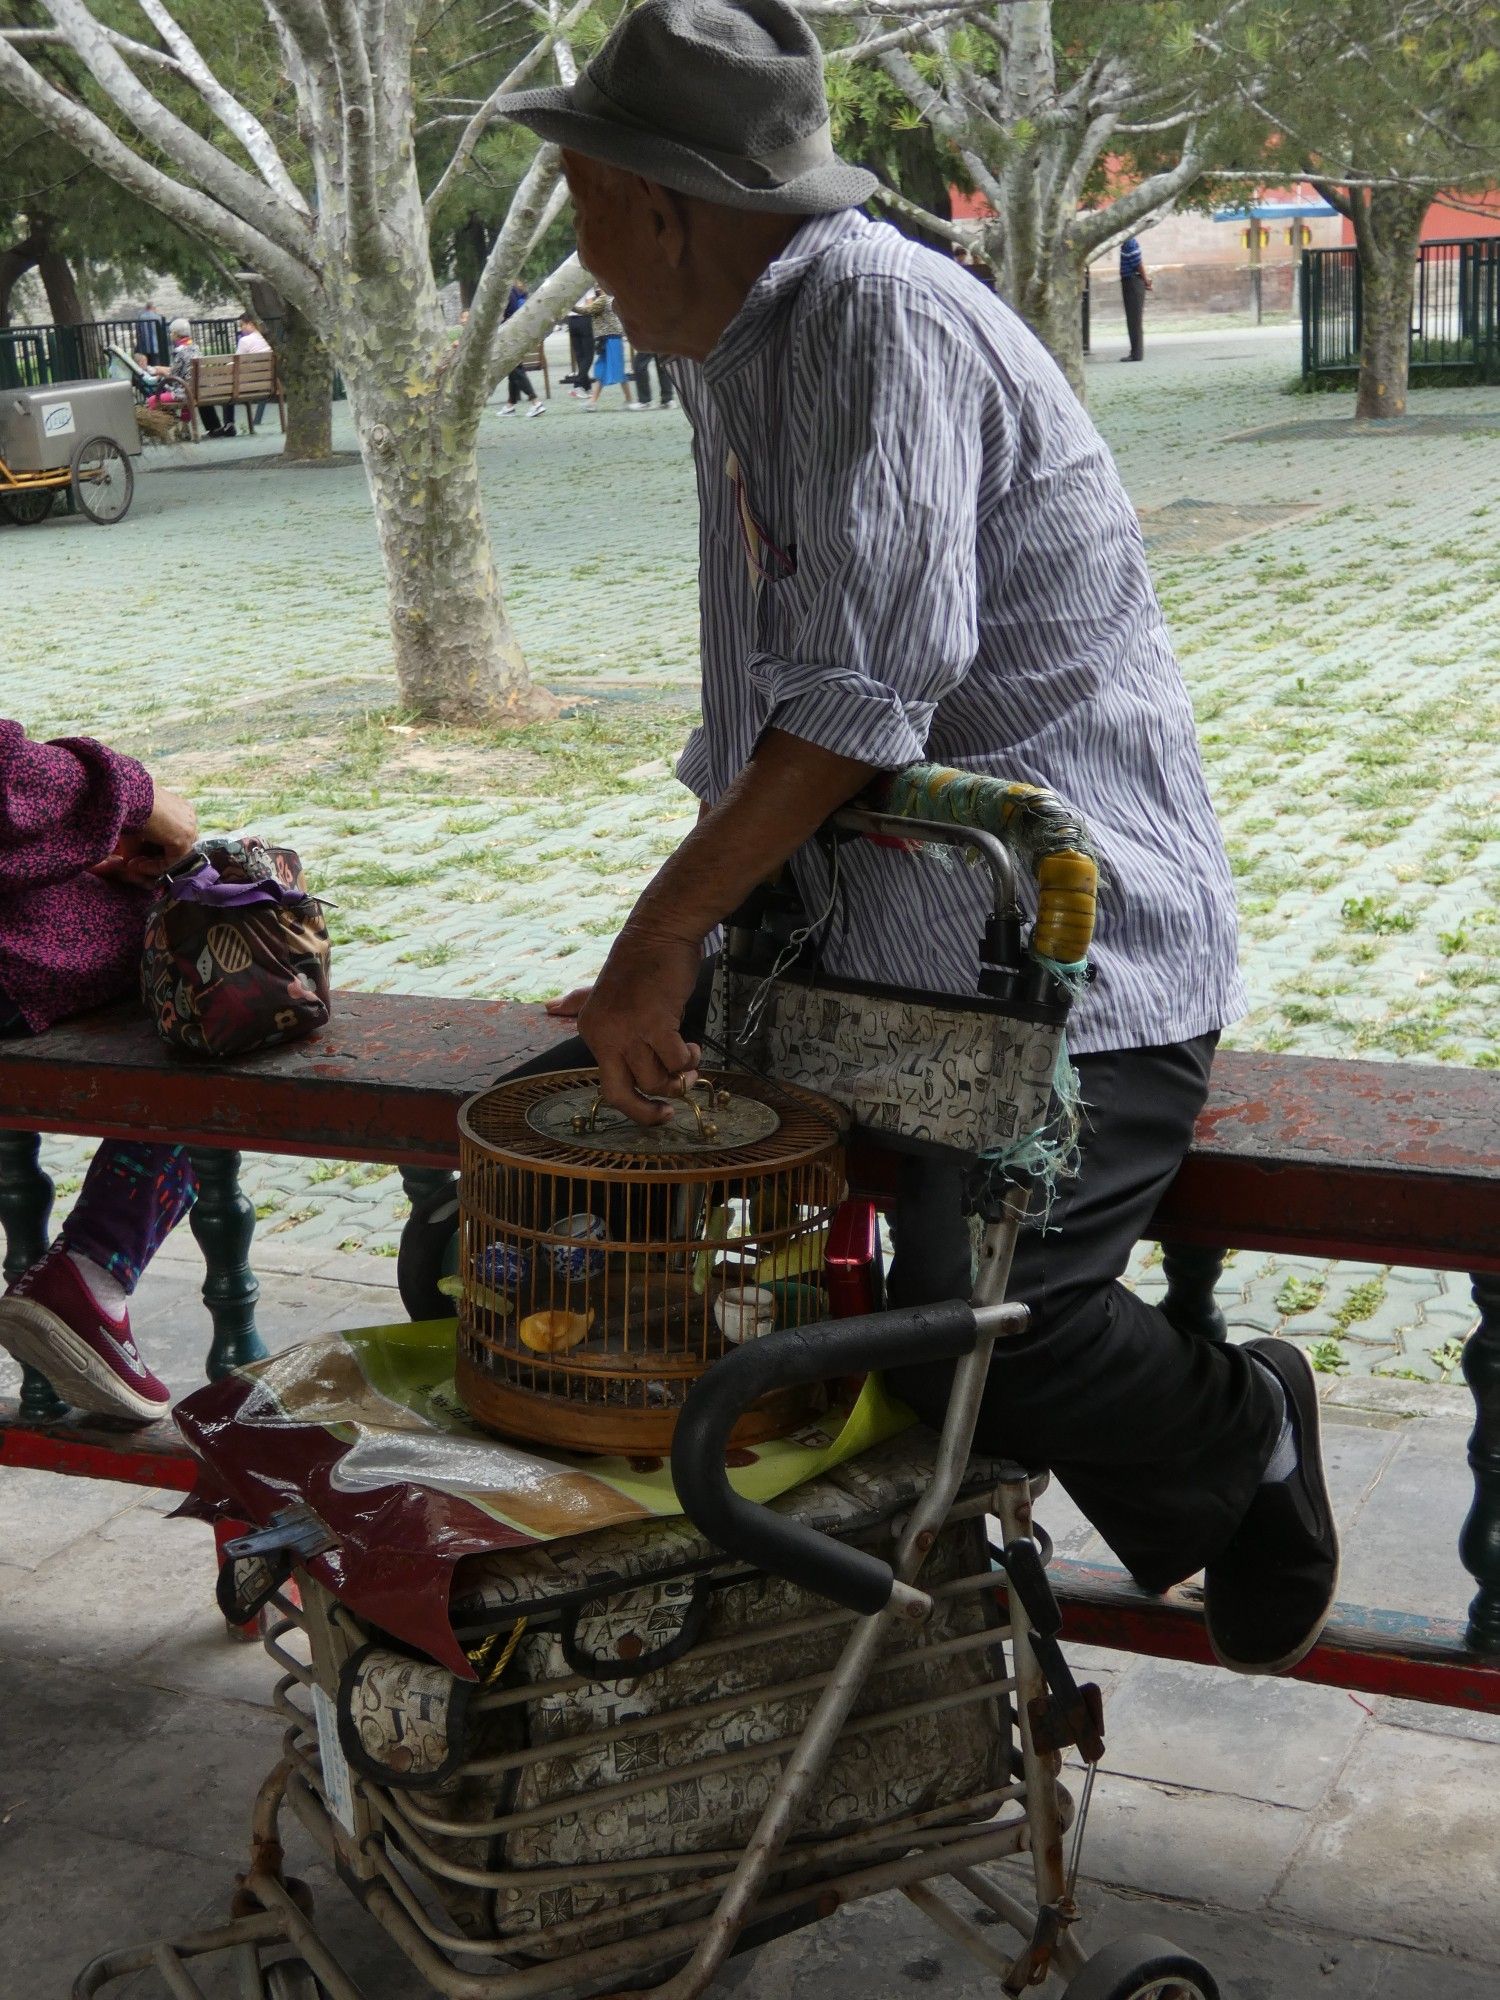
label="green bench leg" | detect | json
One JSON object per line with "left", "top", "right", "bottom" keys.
{"left": 187, "top": 1147, "right": 267, "bottom": 1378}
{"left": 1460, "top": 1273, "right": 1500, "bottom": 1656}
{"left": 1158, "top": 1241, "right": 1229, "bottom": 1342}
{"left": 0, "top": 1130, "right": 68, "bottom": 1421}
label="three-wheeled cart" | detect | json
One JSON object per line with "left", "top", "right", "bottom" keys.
{"left": 0, "top": 379, "right": 139, "bottom": 525}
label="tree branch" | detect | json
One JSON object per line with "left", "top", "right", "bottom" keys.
{"left": 877, "top": 44, "right": 1006, "bottom": 212}
{"left": 134, "top": 0, "right": 309, "bottom": 214}
{"left": 318, "top": 0, "right": 381, "bottom": 252}
{"left": 0, "top": 29, "right": 318, "bottom": 309}
{"left": 1069, "top": 144, "right": 1205, "bottom": 256}
{"left": 423, "top": 0, "right": 592, "bottom": 224}
{"left": 869, "top": 180, "right": 975, "bottom": 247}
{"left": 38, "top": 0, "right": 310, "bottom": 257}
{"left": 447, "top": 139, "right": 563, "bottom": 417}
{"left": 1, "top": 22, "right": 179, "bottom": 69}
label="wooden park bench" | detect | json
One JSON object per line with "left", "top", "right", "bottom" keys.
{"left": 1, "top": 996, "right": 1496, "bottom": 1708}
{"left": 188, "top": 351, "right": 286, "bottom": 438}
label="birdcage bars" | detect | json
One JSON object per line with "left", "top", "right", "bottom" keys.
{"left": 454, "top": 1070, "right": 848, "bottom": 1453}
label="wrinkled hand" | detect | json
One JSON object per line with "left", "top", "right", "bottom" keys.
{"left": 545, "top": 986, "right": 593, "bottom": 1020}
{"left": 94, "top": 784, "right": 198, "bottom": 888}
{"left": 577, "top": 928, "right": 702, "bottom": 1126}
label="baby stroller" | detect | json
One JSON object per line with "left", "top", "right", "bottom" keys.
{"left": 74, "top": 766, "right": 1222, "bottom": 2000}
{"left": 107, "top": 343, "right": 192, "bottom": 444}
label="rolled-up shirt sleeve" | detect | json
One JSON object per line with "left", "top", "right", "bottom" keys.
{"left": 746, "top": 282, "right": 1004, "bottom": 769}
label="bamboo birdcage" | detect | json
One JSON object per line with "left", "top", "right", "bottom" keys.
{"left": 454, "top": 1069, "right": 849, "bottom": 1455}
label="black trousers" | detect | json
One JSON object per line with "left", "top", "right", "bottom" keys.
{"left": 885, "top": 1035, "right": 1278, "bottom": 1588}
{"left": 566, "top": 313, "right": 594, "bottom": 387}
{"left": 506, "top": 997, "right": 1277, "bottom": 1592}
{"left": 632, "top": 351, "right": 674, "bottom": 406}
{"left": 1121, "top": 273, "right": 1147, "bottom": 359}
{"left": 507, "top": 366, "right": 536, "bottom": 405}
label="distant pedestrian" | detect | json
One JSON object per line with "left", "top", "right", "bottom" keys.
{"left": 134, "top": 301, "right": 170, "bottom": 368}
{"left": 1119, "top": 237, "right": 1152, "bottom": 362}
{"left": 565, "top": 307, "right": 595, "bottom": 394}
{"left": 583, "top": 289, "right": 634, "bottom": 408}
{"left": 236, "top": 312, "right": 271, "bottom": 426}
{"left": 632, "top": 348, "right": 674, "bottom": 409}
{"left": 500, "top": 285, "right": 545, "bottom": 417}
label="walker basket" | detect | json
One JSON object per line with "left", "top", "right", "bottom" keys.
{"left": 455, "top": 1068, "right": 848, "bottom": 1454}
{"left": 709, "top": 953, "right": 1069, "bottom": 1163}
{"left": 269, "top": 1433, "right": 1019, "bottom": 1970}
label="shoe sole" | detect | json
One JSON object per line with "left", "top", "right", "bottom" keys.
{"left": 1207, "top": 1337, "right": 1341, "bottom": 1675}
{"left": 0, "top": 1297, "right": 169, "bottom": 1422}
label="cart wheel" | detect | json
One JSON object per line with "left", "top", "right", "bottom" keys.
{"left": 70, "top": 433, "right": 135, "bottom": 523}
{"left": 397, "top": 1187, "right": 460, "bottom": 1320}
{"left": 0, "top": 486, "right": 57, "bottom": 525}
{"left": 1063, "top": 1933, "right": 1221, "bottom": 2000}
{"left": 262, "top": 1958, "right": 328, "bottom": 2000}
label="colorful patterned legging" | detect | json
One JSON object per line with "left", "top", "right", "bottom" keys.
{"left": 59, "top": 1142, "right": 198, "bottom": 1294}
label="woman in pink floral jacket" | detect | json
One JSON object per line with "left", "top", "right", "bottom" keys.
{"left": 0, "top": 721, "right": 201, "bottom": 1420}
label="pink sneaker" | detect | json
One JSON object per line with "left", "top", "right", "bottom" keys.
{"left": 0, "top": 1246, "right": 170, "bottom": 1422}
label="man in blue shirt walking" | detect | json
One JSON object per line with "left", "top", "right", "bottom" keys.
{"left": 1120, "top": 236, "right": 1152, "bottom": 361}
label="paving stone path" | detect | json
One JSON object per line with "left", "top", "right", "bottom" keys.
{"left": 6, "top": 327, "right": 1496, "bottom": 1381}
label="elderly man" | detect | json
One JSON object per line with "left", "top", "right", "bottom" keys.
{"left": 499, "top": 0, "right": 1336, "bottom": 1676}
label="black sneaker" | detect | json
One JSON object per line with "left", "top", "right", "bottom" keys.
{"left": 1203, "top": 1337, "right": 1340, "bottom": 1674}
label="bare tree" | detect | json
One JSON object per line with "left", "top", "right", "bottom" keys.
{"left": 0, "top": 0, "right": 594, "bottom": 723}
{"left": 825, "top": 1, "right": 1251, "bottom": 396}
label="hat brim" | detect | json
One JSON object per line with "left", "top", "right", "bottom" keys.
{"left": 497, "top": 85, "right": 877, "bottom": 215}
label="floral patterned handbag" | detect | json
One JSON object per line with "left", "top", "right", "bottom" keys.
{"left": 140, "top": 836, "right": 332, "bottom": 1056}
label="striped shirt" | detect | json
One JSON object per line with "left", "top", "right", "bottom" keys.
{"left": 1120, "top": 237, "right": 1145, "bottom": 280}
{"left": 671, "top": 210, "right": 1244, "bottom": 1055}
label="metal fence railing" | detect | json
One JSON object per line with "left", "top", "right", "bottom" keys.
{"left": 0, "top": 316, "right": 253, "bottom": 392}
{"left": 1302, "top": 237, "right": 1500, "bottom": 381}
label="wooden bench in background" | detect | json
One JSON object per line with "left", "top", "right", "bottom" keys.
{"left": 188, "top": 352, "right": 286, "bottom": 438}
{"left": 1, "top": 997, "right": 1496, "bottom": 1705}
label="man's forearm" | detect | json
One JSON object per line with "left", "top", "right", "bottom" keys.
{"left": 629, "top": 729, "right": 874, "bottom": 947}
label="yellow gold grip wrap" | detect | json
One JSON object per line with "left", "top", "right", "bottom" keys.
{"left": 1032, "top": 851, "right": 1098, "bottom": 963}
{"left": 868, "top": 762, "right": 1100, "bottom": 962}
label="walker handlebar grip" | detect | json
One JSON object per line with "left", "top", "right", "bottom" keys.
{"left": 868, "top": 763, "right": 1099, "bottom": 962}
{"left": 670, "top": 1300, "right": 982, "bottom": 1616}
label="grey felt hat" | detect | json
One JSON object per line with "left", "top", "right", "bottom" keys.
{"left": 496, "top": 0, "right": 877, "bottom": 214}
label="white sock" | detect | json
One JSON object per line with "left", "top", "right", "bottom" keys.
{"left": 1256, "top": 1363, "right": 1298, "bottom": 1483}
{"left": 67, "top": 1251, "right": 130, "bottom": 1318}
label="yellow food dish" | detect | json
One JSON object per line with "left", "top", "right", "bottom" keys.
{"left": 518, "top": 1307, "right": 594, "bottom": 1354}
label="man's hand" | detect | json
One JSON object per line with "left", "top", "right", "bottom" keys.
{"left": 94, "top": 785, "right": 198, "bottom": 888}
{"left": 578, "top": 928, "right": 702, "bottom": 1126}
{"left": 564, "top": 731, "right": 872, "bottom": 1125}
{"left": 545, "top": 986, "right": 593, "bottom": 1020}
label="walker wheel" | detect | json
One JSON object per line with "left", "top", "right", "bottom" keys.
{"left": 262, "top": 1960, "right": 328, "bottom": 2000}
{"left": 1063, "top": 1933, "right": 1221, "bottom": 2000}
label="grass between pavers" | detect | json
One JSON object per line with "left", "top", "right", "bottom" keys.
{"left": 5, "top": 334, "right": 1497, "bottom": 1353}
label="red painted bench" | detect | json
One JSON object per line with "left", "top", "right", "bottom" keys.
{"left": 2, "top": 994, "right": 1496, "bottom": 1702}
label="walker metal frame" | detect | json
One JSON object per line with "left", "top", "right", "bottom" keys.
{"left": 72, "top": 774, "right": 1219, "bottom": 2000}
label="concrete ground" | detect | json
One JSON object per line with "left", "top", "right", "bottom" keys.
{"left": 1, "top": 1255, "right": 1497, "bottom": 1998}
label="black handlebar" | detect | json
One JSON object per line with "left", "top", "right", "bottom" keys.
{"left": 670, "top": 1300, "right": 983, "bottom": 1616}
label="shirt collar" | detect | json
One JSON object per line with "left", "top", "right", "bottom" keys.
{"left": 705, "top": 208, "right": 874, "bottom": 382}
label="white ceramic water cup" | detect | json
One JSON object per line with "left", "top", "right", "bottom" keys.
{"left": 714, "top": 1285, "right": 776, "bottom": 1344}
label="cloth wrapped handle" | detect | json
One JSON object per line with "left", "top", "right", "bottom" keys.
{"left": 867, "top": 763, "right": 1099, "bottom": 962}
